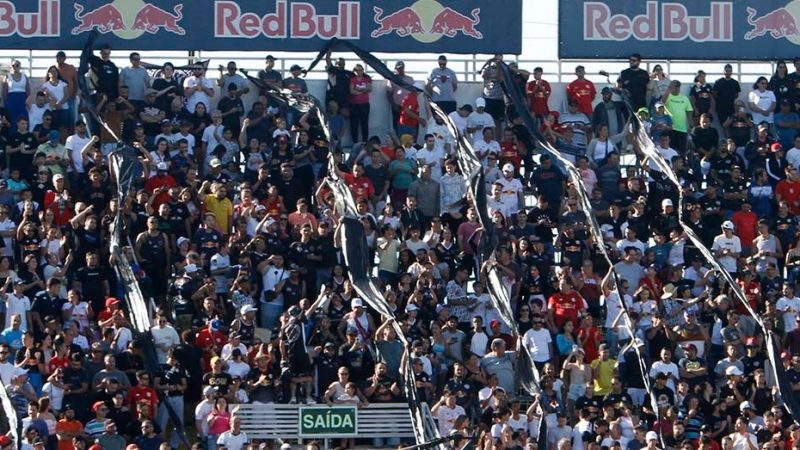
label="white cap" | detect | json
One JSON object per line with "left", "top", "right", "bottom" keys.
{"left": 53, "top": 173, "right": 64, "bottom": 181}
{"left": 264, "top": 218, "right": 277, "bottom": 229}
{"left": 241, "top": 304, "right": 257, "bottom": 315}
{"left": 255, "top": 205, "right": 267, "bottom": 213}
{"left": 280, "top": 445, "right": 292, "bottom": 450}
{"left": 739, "top": 401, "right": 754, "bottom": 410}
{"left": 725, "top": 365, "right": 743, "bottom": 376}
{"left": 203, "top": 386, "right": 217, "bottom": 396}
{"left": 176, "top": 236, "right": 190, "bottom": 248}
{"left": 156, "top": 162, "right": 168, "bottom": 171}
{"left": 13, "top": 367, "right": 28, "bottom": 378}
{"left": 645, "top": 431, "right": 658, "bottom": 442}
{"left": 405, "top": 303, "right": 419, "bottom": 312}
{"left": 502, "top": 163, "right": 515, "bottom": 173}
{"left": 721, "top": 220, "right": 735, "bottom": 230}
{"left": 661, "top": 198, "right": 673, "bottom": 207}
{"left": 654, "top": 101, "right": 664, "bottom": 108}
{"left": 184, "top": 263, "right": 198, "bottom": 273}
{"left": 352, "top": 298, "right": 364, "bottom": 308}
{"left": 209, "top": 158, "right": 222, "bottom": 167}
{"left": 475, "top": 97, "right": 486, "bottom": 108}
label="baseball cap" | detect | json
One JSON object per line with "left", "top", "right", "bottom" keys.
{"left": 324, "top": 341, "right": 336, "bottom": 349}
{"left": 265, "top": 54, "right": 275, "bottom": 60}
{"left": 601, "top": 86, "right": 612, "bottom": 94}
{"left": 458, "top": 104, "right": 473, "bottom": 113}
{"left": 489, "top": 319, "right": 501, "bottom": 328}
{"left": 160, "top": 118, "right": 171, "bottom": 125}
{"left": 203, "top": 386, "right": 217, "bottom": 396}
{"left": 352, "top": 298, "right": 364, "bottom": 308}
{"left": 156, "top": 162, "right": 168, "bottom": 171}
{"left": 52, "top": 173, "right": 64, "bottom": 181}
{"left": 502, "top": 163, "right": 515, "bottom": 173}
{"left": 134, "top": 121, "right": 144, "bottom": 129}
{"left": 92, "top": 401, "right": 106, "bottom": 411}
{"left": 105, "top": 297, "right": 121, "bottom": 307}
{"left": 49, "top": 130, "right": 59, "bottom": 141}
{"left": 405, "top": 303, "right": 419, "bottom": 312}
{"left": 184, "top": 263, "right": 198, "bottom": 273}
{"left": 290, "top": 64, "right": 302, "bottom": 72}
{"left": 241, "top": 304, "right": 257, "bottom": 315}
{"left": 680, "top": 343, "right": 697, "bottom": 352}
{"left": 395, "top": 61, "right": 405, "bottom": 68}
{"left": 745, "top": 337, "right": 758, "bottom": 347}
{"left": 210, "top": 319, "right": 223, "bottom": 330}
{"left": 661, "top": 198, "right": 673, "bottom": 207}
{"left": 209, "top": 158, "right": 222, "bottom": 168}
{"left": 740, "top": 401, "right": 754, "bottom": 411}
{"left": 176, "top": 236, "right": 190, "bottom": 248}
{"left": 654, "top": 101, "right": 665, "bottom": 108}
{"left": 771, "top": 142, "right": 783, "bottom": 153}
{"left": 0, "top": 436, "right": 11, "bottom": 448}
{"left": 645, "top": 432, "right": 658, "bottom": 442}
{"left": 280, "top": 445, "right": 292, "bottom": 450}
{"left": 721, "top": 220, "right": 735, "bottom": 230}
{"left": 725, "top": 366, "right": 743, "bottom": 376}
{"left": 475, "top": 97, "right": 486, "bottom": 108}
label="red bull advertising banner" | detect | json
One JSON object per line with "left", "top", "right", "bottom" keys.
{"left": 559, "top": 0, "right": 800, "bottom": 60}
{"left": 0, "top": 0, "right": 521, "bottom": 53}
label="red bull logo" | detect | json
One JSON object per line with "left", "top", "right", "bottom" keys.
{"left": 372, "top": 0, "right": 483, "bottom": 43}
{"left": 583, "top": 1, "right": 732, "bottom": 42}
{"left": 744, "top": 5, "right": 800, "bottom": 41}
{"left": 71, "top": 0, "right": 185, "bottom": 38}
{"left": 215, "top": 1, "right": 360, "bottom": 39}
{"left": 0, "top": 0, "right": 59, "bottom": 38}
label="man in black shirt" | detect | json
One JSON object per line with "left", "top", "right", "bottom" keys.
{"left": 31, "top": 278, "right": 63, "bottom": 334}
{"left": 617, "top": 53, "right": 650, "bottom": 110}
{"left": 713, "top": 64, "right": 741, "bottom": 122}
{"left": 88, "top": 44, "right": 120, "bottom": 100}
{"left": 325, "top": 52, "right": 353, "bottom": 108}
{"left": 74, "top": 252, "right": 111, "bottom": 313}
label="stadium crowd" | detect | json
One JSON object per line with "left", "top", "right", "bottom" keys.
{"left": 1, "top": 46, "right": 800, "bottom": 450}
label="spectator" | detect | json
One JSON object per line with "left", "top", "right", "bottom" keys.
{"left": 120, "top": 53, "right": 150, "bottom": 104}
{"left": 617, "top": 53, "right": 650, "bottom": 110}
{"left": 662, "top": 80, "right": 694, "bottom": 153}
{"left": 427, "top": 55, "right": 458, "bottom": 114}
{"left": 348, "top": 64, "right": 371, "bottom": 144}
{"left": 567, "top": 65, "right": 596, "bottom": 116}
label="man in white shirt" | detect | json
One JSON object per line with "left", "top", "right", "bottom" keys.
{"left": 473, "top": 127, "right": 501, "bottom": 167}
{"left": 467, "top": 98, "right": 495, "bottom": 141}
{"left": 496, "top": 163, "right": 525, "bottom": 212}
{"left": 195, "top": 387, "right": 216, "bottom": 446}
{"left": 448, "top": 104, "right": 471, "bottom": 136}
{"left": 777, "top": 283, "right": 800, "bottom": 333}
{"left": 2, "top": 280, "right": 31, "bottom": 331}
{"left": 425, "top": 114, "right": 454, "bottom": 155}
{"left": 616, "top": 228, "right": 648, "bottom": 256}
{"left": 649, "top": 347, "right": 680, "bottom": 393}
{"left": 787, "top": 135, "right": 800, "bottom": 170}
{"left": 217, "top": 416, "right": 249, "bottom": 450}
{"left": 522, "top": 314, "right": 553, "bottom": 371}
{"left": 651, "top": 133, "right": 679, "bottom": 173}
{"left": 726, "top": 417, "right": 758, "bottom": 450}
{"left": 0, "top": 343, "right": 14, "bottom": 385}
{"left": 65, "top": 120, "right": 92, "bottom": 182}
{"left": 711, "top": 221, "right": 742, "bottom": 274}
{"left": 119, "top": 52, "right": 150, "bottom": 102}
{"left": 184, "top": 66, "right": 215, "bottom": 114}
{"left": 415, "top": 134, "right": 446, "bottom": 181}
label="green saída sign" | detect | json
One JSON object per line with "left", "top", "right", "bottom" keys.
{"left": 298, "top": 406, "right": 358, "bottom": 437}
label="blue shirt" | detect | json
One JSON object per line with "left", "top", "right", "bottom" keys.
{"left": 774, "top": 111, "right": 800, "bottom": 148}
{"left": 0, "top": 327, "right": 23, "bottom": 350}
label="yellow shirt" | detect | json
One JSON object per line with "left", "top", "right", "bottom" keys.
{"left": 204, "top": 195, "right": 233, "bottom": 234}
{"left": 591, "top": 358, "right": 617, "bottom": 396}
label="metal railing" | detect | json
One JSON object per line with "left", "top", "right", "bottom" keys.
{"left": 0, "top": 49, "right": 780, "bottom": 86}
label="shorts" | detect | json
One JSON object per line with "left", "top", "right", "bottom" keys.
{"left": 484, "top": 98, "right": 505, "bottom": 120}
{"left": 567, "top": 383, "right": 586, "bottom": 401}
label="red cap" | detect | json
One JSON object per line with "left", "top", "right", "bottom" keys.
{"left": 105, "top": 297, "right": 121, "bottom": 308}
{"left": 745, "top": 337, "right": 757, "bottom": 347}
{"left": 277, "top": 135, "right": 289, "bottom": 143}
{"left": 92, "top": 401, "right": 106, "bottom": 412}
{"left": 0, "top": 436, "right": 11, "bottom": 448}
{"left": 89, "top": 445, "right": 102, "bottom": 450}
{"left": 771, "top": 142, "right": 783, "bottom": 153}
{"left": 681, "top": 343, "right": 697, "bottom": 352}
{"left": 490, "top": 319, "right": 501, "bottom": 328}
{"left": 782, "top": 350, "right": 792, "bottom": 360}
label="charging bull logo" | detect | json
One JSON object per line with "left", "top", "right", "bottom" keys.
{"left": 743, "top": 1, "right": 800, "bottom": 45}
{"left": 372, "top": 0, "right": 482, "bottom": 43}
{"left": 71, "top": 0, "right": 185, "bottom": 38}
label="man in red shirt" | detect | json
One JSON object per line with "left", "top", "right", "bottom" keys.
{"left": 337, "top": 163, "right": 375, "bottom": 201}
{"left": 547, "top": 278, "right": 588, "bottom": 332}
{"left": 499, "top": 128, "right": 523, "bottom": 173}
{"left": 731, "top": 200, "right": 758, "bottom": 254}
{"left": 196, "top": 319, "right": 227, "bottom": 354}
{"left": 398, "top": 91, "right": 424, "bottom": 141}
{"left": 526, "top": 67, "right": 551, "bottom": 120}
{"left": 566, "top": 65, "right": 596, "bottom": 116}
{"left": 777, "top": 166, "right": 800, "bottom": 215}
{"left": 144, "top": 162, "right": 177, "bottom": 209}
{"left": 128, "top": 370, "right": 158, "bottom": 419}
